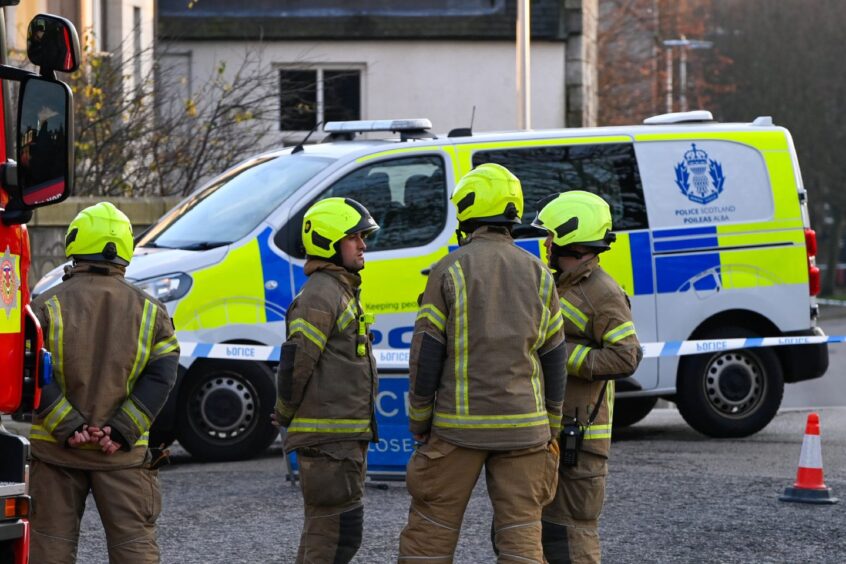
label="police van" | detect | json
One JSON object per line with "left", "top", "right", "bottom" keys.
{"left": 35, "top": 111, "right": 829, "bottom": 463}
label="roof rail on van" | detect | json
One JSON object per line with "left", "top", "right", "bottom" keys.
{"left": 643, "top": 110, "right": 714, "bottom": 125}
{"left": 323, "top": 119, "right": 435, "bottom": 141}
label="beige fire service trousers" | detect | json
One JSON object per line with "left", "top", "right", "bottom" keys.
{"left": 398, "top": 435, "right": 559, "bottom": 563}
{"left": 294, "top": 441, "right": 368, "bottom": 564}
{"left": 29, "top": 457, "right": 161, "bottom": 564}
{"left": 541, "top": 451, "right": 608, "bottom": 564}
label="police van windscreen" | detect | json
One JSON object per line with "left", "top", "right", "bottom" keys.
{"left": 137, "top": 155, "right": 334, "bottom": 250}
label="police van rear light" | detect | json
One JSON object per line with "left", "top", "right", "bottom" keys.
{"left": 3, "top": 496, "right": 30, "bottom": 520}
{"left": 805, "top": 228, "right": 818, "bottom": 257}
{"left": 805, "top": 228, "right": 820, "bottom": 296}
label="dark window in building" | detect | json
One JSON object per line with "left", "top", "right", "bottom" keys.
{"left": 324, "top": 70, "right": 361, "bottom": 123}
{"left": 279, "top": 69, "right": 361, "bottom": 131}
{"left": 279, "top": 70, "right": 318, "bottom": 131}
{"left": 472, "top": 143, "right": 648, "bottom": 230}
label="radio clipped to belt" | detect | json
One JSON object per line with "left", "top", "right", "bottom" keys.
{"left": 560, "top": 381, "right": 608, "bottom": 467}
{"left": 356, "top": 312, "right": 375, "bottom": 357}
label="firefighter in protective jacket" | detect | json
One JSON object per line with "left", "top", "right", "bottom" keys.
{"left": 398, "top": 163, "right": 567, "bottom": 563}
{"left": 29, "top": 202, "right": 179, "bottom": 563}
{"left": 534, "top": 191, "right": 642, "bottom": 564}
{"left": 274, "top": 197, "right": 379, "bottom": 564}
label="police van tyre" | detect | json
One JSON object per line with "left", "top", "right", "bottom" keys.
{"left": 676, "top": 327, "right": 784, "bottom": 438}
{"left": 176, "top": 360, "right": 279, "bottom": 461}
{"left": 613, "top": 396, "right": 658, "bottom": 429}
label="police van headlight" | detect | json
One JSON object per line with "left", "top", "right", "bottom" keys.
{"left": 134, "top": 273, "right": 193, "bottom": 303}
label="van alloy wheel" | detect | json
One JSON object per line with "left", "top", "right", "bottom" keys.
{"left": 176, "top": 359, "right": 279, "bottom": 461}
{"left": 190, "top": 373, "right": 257, "bottom": 440}
{"left": 702, "top": 352, "right": 765, "bottom": 418}
{"left": 676, "top": 326, "right": 784, "bottom": 438}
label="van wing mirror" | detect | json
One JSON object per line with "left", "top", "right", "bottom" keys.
{"left": 16, "top": 77, "right": 74, "bottom": 207}
{"left": 27, "top": 14, "right": 80, "bottom": 75}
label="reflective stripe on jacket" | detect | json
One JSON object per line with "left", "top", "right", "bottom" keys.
{"left": 30, "top": 262, "right": 179, "bottom": 470}
{"left": 557, "top": 257, "right": 641, "bottom": 457}
{"left": 408, "top": 227, "right": 566, "bottom": 451}
{"left": 277, "top": 260, "right": 377, "bottom": 453}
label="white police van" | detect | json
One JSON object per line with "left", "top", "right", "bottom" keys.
{"left": 35, "top": 112, "right": 828, "bottom": 466}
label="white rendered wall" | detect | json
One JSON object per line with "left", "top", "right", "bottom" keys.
{"left": 162, "top": 39, "right": 568, "bottom": 141}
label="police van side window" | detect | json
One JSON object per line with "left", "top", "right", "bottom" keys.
{"left": 277, "top": 155, "right": 448, "bottom": 257}
{"left": 472, "top": 143, "right": 648, "bottom": 230}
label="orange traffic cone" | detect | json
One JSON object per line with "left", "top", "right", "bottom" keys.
{"left": 779, "top": 413, "right": 838, "bottom": 504}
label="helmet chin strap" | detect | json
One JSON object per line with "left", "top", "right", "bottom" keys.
{"left": 548, "top": 245, "right": 597, "bottom": 274}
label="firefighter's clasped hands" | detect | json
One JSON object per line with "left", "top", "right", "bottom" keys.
{"left": 67, "top": 424, "right": 123, "bottom": 454}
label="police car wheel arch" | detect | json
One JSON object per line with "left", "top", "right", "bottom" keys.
{"left": 676, "top": 326, "right": 784, "bottom": 439}
{"left": 175, "top": 359, "right": 279, "bottom": 461}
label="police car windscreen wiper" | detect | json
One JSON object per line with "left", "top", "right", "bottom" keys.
{"left": 176, "top": 241, "right": 232, "bottom": 250}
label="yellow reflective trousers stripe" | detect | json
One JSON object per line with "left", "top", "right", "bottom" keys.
{"left": 289, "top": 318, "right": 328, "bottom": 350}
{"left": 603, "top": 321, "right": 636, "bottom": 344}
{"left": 448, "top": 263, "right": 469, "bottom": 415}
{"left": 288, "top": 418, "right": 371, "bottom": 433}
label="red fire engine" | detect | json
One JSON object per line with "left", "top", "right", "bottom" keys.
{"left": 0, "top": 9, "right": 78, "bottom": 563}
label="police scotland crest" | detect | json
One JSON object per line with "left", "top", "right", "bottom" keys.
{"left": 674, "top": 143, "right": 726, "bottom": 205}
{"left": 1, "top": 245, "right": 20, "bottom": 319}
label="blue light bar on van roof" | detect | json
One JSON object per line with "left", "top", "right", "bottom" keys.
{"left": 324, "top": 119, "right": 432, "bottom": 133}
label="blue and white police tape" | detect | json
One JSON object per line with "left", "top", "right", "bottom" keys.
{"left": 180, "top": 334, "right": 840, "bottom": 369}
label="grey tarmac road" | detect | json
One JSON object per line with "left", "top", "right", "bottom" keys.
{"left": 783, "top": 305, "right": 846, "bottom": 408}
{"left": 17, "top": 305, "right": 846, "bottom": 563}
{"left": 62, "top": 407, "right": 845, "bottom": 564}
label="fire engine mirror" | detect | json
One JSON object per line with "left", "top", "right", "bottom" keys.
{"left": 26, "top": 14, "right": 80, "bottom": 74}
{"left": 17, "top": 77, "right": 73, "bottom": 208}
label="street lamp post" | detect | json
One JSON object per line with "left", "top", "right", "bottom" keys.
{"left": 516, "top": 0, "right": 531, "bottom": 130}
{"left": 662, "top": 37, "right": 713, "bottom": 113}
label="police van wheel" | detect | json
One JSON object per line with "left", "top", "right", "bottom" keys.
{"left": 176, "top": 360, "right": 279, "bottom": 461}
{"left": 676, "top": 327, "right": 784, "bottom": 438}
{"left": 613, "top": 396, "right": 658, "bottom": 429}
